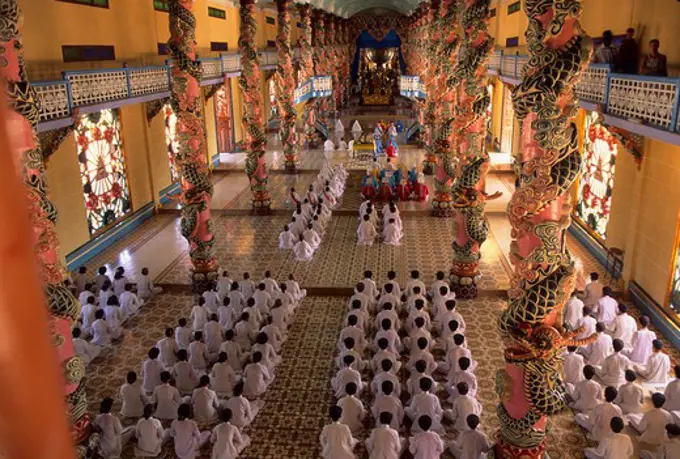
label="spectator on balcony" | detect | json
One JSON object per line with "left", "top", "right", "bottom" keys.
{"left": 593, "top": 30, "right": 616, "bottom": 65}
{"left": 615, "top": 28, "right": 639, "bottom": 74}
{"left": 640, "top": 39, "right": 668, "bottom": 77}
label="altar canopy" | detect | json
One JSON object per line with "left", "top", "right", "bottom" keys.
{"left": 351, "top": 29, "right": 407, "bottom": 82}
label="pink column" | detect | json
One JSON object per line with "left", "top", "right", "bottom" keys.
{"left": 275, "top": 0, "right": 298, "bottom": 172}
{"left": 296, "top": 3, "right": 315, "bottom": 148}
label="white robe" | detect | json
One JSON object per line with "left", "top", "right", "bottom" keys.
{"left": 585, "top": 333, "right": 613, "bottom": 366}
{"left": 152, "top": 383, "right": 182, "bottom": 420}
{"left": 447, "top": 394, "right": 483, "bottom": 432}
{"left": 637, "top": 352, "right": 672, "bottom": 384}
{"left": 120, "top": 382, "right": 147, "bottom": 418}
{"left": 409, "top": 431, "right": 444, "bottom": 459}
{"left": 191, "top": 387, "right": 219, "bottom": 423}
{"left": 172, "top": 361, "right": 198, "bottom": 395}
{"left": 211, "top": 422, "right": 250, "bottom": 459}
{"left": 303, "top": 228, "right": 322, "bottom": 250}
{"left": 319, "top": 422, "right": 357, "bottom": 459}
{"left": 188, "top": 341, "right": 208, "bottom": 370}
{"left": 583, "top": 432, "right": 633, "bottom": 459}
{"left": 597, "top": 353, "right": 631, "bottom": 386}
{"left": 563, "top": 352, "right": 585, "bottom": 386}
{"left": 564, "top": 296, "right": 584, "bottom": 330}
{"left": 137, "top": 274, "right": 162, "bottom": 299}
{"left": 570, "top": 379, "right": 603, "bottom": 412}
{"left": 614, "top": 382, "right": 645, "bottom": 414}
{"left": 120, "top": 291, "right": 142, "bottom": 317}
{"left": 382, "top": 224, "right": 402, "bottom": 246}
{"left": 175, "top": 326, "right": 193, "bottom": 351}
{"left": 332, "top": 367, "right": 363, "bottom": 398}
{"left": 169, "top": 419, "right": 210, "bottom": 459}
{"left": 357, "top": 221, "right": 377, "bottom": 246}
{"left": 91, "top": 319, "right": 112, "bottom": 347}
{"left": 223, "top": 395, "right": 260, "bottom": 428}
{"left": 243, "top": 362, "right": 273, "bottom": 398}
{"left": 583, "top": 280, "right": 604, "bottom": 308}
{"left": 134, "top": 417, "right": 165, "bottom": 457}
{"left": 294, "top": 240, "right": 314, "bottom": 261}
{"left": 625, "top": 328, "right": 657, "bottom": 364}
{"left": 366, "top": 425, "right": 402, "bottom": 459}
{"left": 596, "top": 296, "right": 618, "bottom": 325}
{"left": 629, "top": 408, "right": 673, "bottom": 446}
{"left": 406, "top": 392, "right": 443, "bottom": 431}
{"left": 73, "top": 337, "right": 102, "bottom": 365}
{"left": 450, "top": 429, "right": 492, "bottom": 459}
{"left": 95, "top": 413, "right": 124, "bottom": 458}
{"left": 609, "top": 313, "right": 637, "bottom": 347}
{"left": 574, "top": 402, "right": 622, "bottom": 442}
{"left": 157, "top": 336, "right": 179, "bottom": 369}
{"left": 338, "top": 395, "right": 366, "bottom": 435}
{"left": 279, "top": 231, "right": 296, "bottom": 250}
{"left": 665, "top": 378, "right": 680, "bottom": 411}
{"left": 191, "top": 305, "right": 209, "bottom": 331}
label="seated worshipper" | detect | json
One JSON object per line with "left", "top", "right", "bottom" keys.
{"left": 583, "top": 322, "right": 613, "bottom": 366}
{"left": 91, "top": 309, "right": 114, "bottom": 347}
{"left": 243, "top": 351, "right": 274, "bottom": 398}
{"left": 583, "top": 416, "right": 634, "bottom": 459}
{"left": 72, "top": 327, "right": 101, "bottom": 365}
{"left": 137, "top": 267, "right": 163, "bottom": 300}
{"left": 153, "top": 371, "right": 182, "bottom": 421}
{"left": 596, "top": 339, "right": 631, "bottom": 387}
{"left": 432, "top": 286, "right": 456, "bottom": 320}
{"left": 211, "top": 352, "right": 238, "bottom": 397}
{"left": 568, "top": 365, "right": 603, "bottom": 412}
{"left": 191, "top": 375, "right": 220, "bottom": 424}
{"left": 332, "top": 355, "right": 364, "bottom": 398}
{"left": 624, "top": 315, "right": 657, "bottom": 365}
{"left": 371, "top": 339, "right": 402, "bottom": 374}
{"left": 94, "top": 266, "right": 111, "bottom": 292}
{"left": 406, "top": 287, "right": 429, "bottom": 313}
{"left": 112, "top": 268, "right": 128, "bottom": 297}
{"left": 134, "top": 404, "right": 165, "bottom": 458}
{"left": 665, "top": 365, "right": 680, "bottom": 411}
{"left": 120, "top": 284, "right": 142, "bottom": 318}
{"left": 357, "top": 214, "right": 378, "bottom": 246}
{"left": 279, "top": 225, "right": 296, "bottom": 250}
{"left": 407, "top": 378, "right": 444, "bottom": 433}
{"left": 578, "top": 307, "right": 598, "bottom": 341}
{"left": 175, "top": 318, "right": 193, "bottom": 351}
{"left": 252, "top": 283, "right": 273, "bottom": 316}
{"left": 407, "top": 362, "right": 437, "bottom": 400}
{"left": 338, "top": 382, "right": 366, "bottom": 435}
{"left": 188, "top": 331, "right": 209, "bottom": 372}
{"left": 312, "top": 214, "right": 326, "bottom": 237}
{"left": 168, "top": 404, "right": 210, "bottom": 459}
{"left": 289, "top": 216, "right": 304, "bottom": 239}
{"left": 615, "top": 370, "right": 645, "bottom": 414}
{"left": 361, "top": 270, "right": 380, "bottom": 301}
{"left": 596, "top": 287, "right": 618, "bottom": 325}
{"left": 564, "top": 290, "right": 585, "bottom": 331}
{"left": 95, "top": 397, "right": 134, "bottom": 459}
{"left": 374, "top": 319, "right": 403, "bottom": 354}
{"left": 409, "top": 415, "right": 445, "bottom": 459}
{"left": 319, "top": 405, "right": 358, "bottom": 459}
{"left": 336, "top": 338, "right": 366, "bottom": 373}
{"left": 404, "top": 317, "right": 433, "bottom": 353}
{"left": 203, "top": 284, "right": 220, "bottom": 315}
{"left": 303, "top": 223, "right": 322, "bottom": 251}
{"left": 191, "top": 297, "right": 209, "bottom": 332}
{"left": 564, "top": 346, "right": 586, "bottom": 393}
{"left": 445, "top": 382, "right": 483, "bottom": 432}
{"left": 339, "top": 315, "right": 368, "bottom": 354}
{"left": 223, "top": 382, "right": 262, "bottom": 429}
{"left": 120, "top": 371, "right": 147, "bottom": 419}
{"left": 449, "top": 414, "right": 492, "bottom": 459}
{"left": 239, "top": 272, "right": 256, "bottom": 300}
{"left": 628, "top": 392, "right": 673, "bottom": 447}
{"left": 376, "top": 302, "right": 401, "bottom": 333}
{"left": 406, "top": 300, "right": 431, "bottom": 334}
{"left": 289, "top": 187, "right": 301, "bottom": 208}
{"left": 227, "top": 282, "right": 246, "bottom": 312}
{"left": 141, "top": 347, "right": 164, "bottom": 395}
{"left": 252, "top": 332, "right": 281, "bottom": 373}
{"left": 440, "top": 334, "right": 475, "bottom": 376}
{"left": 262, "top": 316, "right": 285, "bottom": 353}
{"left": 210, "top": 408, "right": 251, "bottom": 459}
{"left": 234, "top": 312, "right": 256, "bottom": 351}
{"left": 104, "top": 296, "right": 125, "bottom": 339}
{"left": 294, "top": 234, "right": 315, "bottom": 261}
{"left": 73, "top": 266, "right": 89, "bottom": 294}
{"left": 445, "top": 357, "right": 478, "bottom": 402}
{"left": 436, "top": 300, "right": 466, "bottom": 337}
{"left": 219, "top": 330, "right": 246, "bottom": 373}
{"left": 406, "top": 270, "right": 427, "bottom": 297}
{"left": 172, "top": 350, "right": 198, "bottom": 396}
{"left": 382, "top": 218, "right": 403, "bottom": 246}
{"left": 371, "top": 381, "right": 405, "bottom": 431}
{"left": 583, "top": 272, "right": 604, "bottom": 308}
{"left": 440, "top": 321, "right": 462, "bottom": 350}
{"left": 216, "top": 270, "right": 233, "bottom": 300}
{"left": 378, "top": 284, "right": 401, "bottom": 313}
{"left": 609, "top": 303, "right": 637, "bottom": 347}
{"left": 80, "top": 293, "right": 97, "bottom": 335}
{"left": 574, "top": 386, "right": 622, "bottom": 442}
{"left": 271, "top": 300, "right": 291, "bottom": 334}
{"left": 338, "top": 139, "right": 348, "bottom": 151}
{"left": 407, "top": 338, "right": 438, "bottom": 376}
{"left": 635, "top": 339, "right": 672, "bottom": 388}
{"left": 217, "top": 298, "right": 237, "bottom": 332}
{"left": 366, "top": 411, "right": 404, "bottom": 459}
{"left": 307, "top": 184, "right": 319, "bottom": 207}
{"left": 157, "top": 327, "right": 179, "bottom": 369}
{"left": 372, "top": 361, "right": 402, "bottom": 397}
{"left": 640, "top": 424, "right": 680, "bottom": 459}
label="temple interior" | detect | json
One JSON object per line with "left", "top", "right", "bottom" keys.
{"left": 5, "top": 0, "right": 680, "bottom": 458}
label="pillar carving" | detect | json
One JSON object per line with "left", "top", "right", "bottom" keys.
{"left": 0, "top": 0, "right": 89, "bottom": 446}
{"left": 421, "top": 0, "right": 440, "bottom": 175}
{"left": 496, "top": 0, "right": 594, "bottom": 456}
{"left": 238, "top": 0, "right": 271, "bottom": 213}
{"left": 275, "top": 0, "right": 298, "bottom": 172}
{"left": 296, "top": 3, "right": 315, "bottom": 147}
{"left": 168, "top": 0, "right": 219, "bottom": 288}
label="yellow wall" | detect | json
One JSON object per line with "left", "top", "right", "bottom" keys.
{"left": 490, "top": 78, "right": 504, "bottom": 146}
{"left": 145, "top": 108, "right": 173, "bottom": 201}
{"left": 120, "top": 105, "right": 154, "bottom": 210}
{"left": 204, "top": 94, "right": 218, "bottom": 161}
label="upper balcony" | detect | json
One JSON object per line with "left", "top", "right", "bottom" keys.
{"left": 33, "top": 49, "right": 283, "bottom": 133}
{"left": 487, "top": 49, "right": 680, "bottom": 145}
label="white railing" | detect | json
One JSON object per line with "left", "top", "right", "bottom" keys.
{"left": 221, "top": 53, "right": 241, "bottom": 73}
{"left": 501, "top": 55, "right": 517, "bottom": 78}
{"left": 488, "top": 50, "right": 502, "bottom": 71}
{"left": 128, "top": 67, "right": 170, "bottom": 96}
{"left": 259, "top": 50, "right": 278, "bottom": 67}
{"left": 200, "top": 59, "right": 223, "bottom": 80}
{"left": 33, "top": 81, "right": 71, "bottom": 122}
{"left": 607, "top": 75, "right": 678, "bottom": 130}
{"left": 575, "top": 64, "right": 611, "bottom": 104}
{"left": 64, "top": 69, "right": 128, "bottom": 107}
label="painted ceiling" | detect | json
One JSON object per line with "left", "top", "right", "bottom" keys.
{"left": 256, "top": 0, "right": 419, "bottom": 18}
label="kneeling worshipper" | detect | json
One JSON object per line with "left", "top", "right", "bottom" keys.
{"left": 358, "top": 214, "right": 378, "bottom": 246}
{"left": 409, "top": 415, "right": 445, "bottom": 459}
{"left": 635, "top": 340, "right": 673, "bottom": 388}
{"left": 223, "top": 382, "right": 262, "bottom": 429}
{"left": 320, "top": 405, "right": 358, "bottom": 459}
{"left": 640, "top": 424, "right": 680, "bottom": 459}
{"left": 294, "top": 234, "right": 315, "bottom": 262}
{"left": 365, "top": 412, "right": 404, "bottom": 459}
{"left": 383, "top": 218, "right": 403, "bottom": 246}
{"left": 628, "top": 393, "right": 673, "bottom": 447}
{"left": 583, "top": 416, "right": 634, "bottom": 459}
{"left": 210, "top": 408, "right": 251, "bottom": 459}
{"left": 449, "top": 414, "right": 492, "bottom": 459}
{"left": 574, "top": 386, "right": 622, "bottom": 442}
{"left": 168, "top": 404, "right": 211, "bottom": 459}
{"left": 134, "top": 404, "right": 166, "bottom": 458}
{"left": 303, "top": 223, "right": 322, "bottom": 251}
{"left": 279, "top": 225, "right": 296, "bottom": 250}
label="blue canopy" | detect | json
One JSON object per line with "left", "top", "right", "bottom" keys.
{"left": 351, "top": 29, "right": 407, "bottom": 81}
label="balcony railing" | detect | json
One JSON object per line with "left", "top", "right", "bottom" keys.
{"left": 487, "top": 49, "right": 680, "bottom": 135}
{"left": 399, "top": 76, "right": 426, "bottom": 100}
{"left": 294, "top": 76, "right": 332, "bottom": 105}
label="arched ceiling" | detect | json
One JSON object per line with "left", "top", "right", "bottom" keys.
{"left": 256, "top": 0, "right": 419, "bottom": 18}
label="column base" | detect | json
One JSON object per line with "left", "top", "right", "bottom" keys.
{"left": 191, "top": 270, "right": 219, "bottom": 293}
{"left": 450, "top": 266, "right": 481, "bottom": 299}
{"left": 284, "top": 160, "right": 299, "bottom": 174}
{"left": 252, "top": 202, "right": 272, "bottom": 215}
{"left": 493, "top": 434, "right": 547, "bottom": 459}
{"left": 422, "top": 160, "right": 437, "bottom": 175}
{"left": 431, "top": 199, "right": 453, "bottom": 217}
{"left": 451, "top": 280, "right": 478, "bottom": 299}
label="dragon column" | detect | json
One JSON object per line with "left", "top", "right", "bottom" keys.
{"left": 421, "top": 0, "right": 440, "bottom": 175}
{"left": 296, "top": 3, "right": 315, "bottom": 148}
{"left": 275, "top": 0, "right": 298, "bottom": 172}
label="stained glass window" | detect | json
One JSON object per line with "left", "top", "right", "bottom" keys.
{"left": 75, "top": 109, "right": 131, "bottom": 234}
{"left": 576, "top": 112, "right": 618, "bottom": 239}
{"left": 670, "top": 235, "right": 680, "bottom": 314}
{"left": 163, "top": 102, "right": 180, "bottom": 182}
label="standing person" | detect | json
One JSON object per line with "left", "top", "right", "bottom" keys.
{"left": 168, "top": 404, "right": 210, "bottom": 459}
{"left": 616, "top": 27, "right": 639, "bottom": 74}
{"left": 640, "top": 39, "right": 668, "bottom": 76}
{"left": 593, "top": 30, "right": 616, "bottom": 64}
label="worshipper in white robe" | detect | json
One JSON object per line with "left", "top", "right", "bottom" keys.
{"left": 120, "top": 284, "right": 143, "bottom": 318}
{"left": 382, "top": 218, "right": 402, "bottom": 246}
{"left": 227, "top": 283, "right": 246, "bottom": 312}
{"left": 440, "top": 334, "right": 475, "bottom": 376}
{"left": 320, "top": 405, "right": 358, "bottom": 459}
{"left": 371, "top": 381, "right": 404, "bottom": 430}
{"left": 252, "top": 332, "right": 281, "bottom": 373}
{"left": 153, "top": 371, "right": 182, "bottom": 420}
{"left": 639, "top": 424, "right": 680, "bottom": 459}
{"left": 312, "top": 215, "right": 326, "bottom": 238}
{"left": 383, "top": 205, "right": 402, "bottom": 234}
{"left": 95, "top": 266, "right": 111, "bottom": 292}
{"left": 629, "top": 392, "right": 673, "bottom": 447}
{"left": 436, "top": 300, "right": 466, "bottom": 336}
{"left": 583, "top": 416, "right": 634, "bottom": 459}
{"left": 217, "top": 298, "right": 238, "bottom": 331}
{"left": 351, "top": 120, "right": 362, "bottom": 142}
{"left": 596, "top": 287, "right": 618, "bottom": 325}
{"left": 361, "top": 270, "right": 379, "bottom": 300}
{"left": 191, "top": 376, "right": 220, "bottom": 424}
{"left": 119, "top": 371, "right": 147, "bottom": 419}
{"left": 74, "top": 267, "right": 89, "bottom": 294}
{"left": 445, "top": 382, "right": 483, "bottom": 432}
{"left": 262, "top": 316, "right": 285, "bottom": 353}
{"left": 432, "top": 286, "right": 457, "bottom": 320}
{"left": 173, "top": 350, "right": 198, "bottom": 396}
{"left": 569, "top": 365, "right": 603, "bottom": 412}
{"left": 303, "top": 224, "right": 322, "bottom": 251}
{"left": 332, "top": 355, "right": 364, "bottom": 398}
{"left": 625, "top": 315, "right": 657, "bottom": 364}
{"left": 407, "top": 379, "right": 444, "bottom": 433}
{"left": 72, "top": 327, "right": 101, "bottom": 365}
{"left": 141, "top": 347, "right": 164, "bottom": 395}
{"left": 636, "top": 340, "right": 673, "bottom": 387}
{"left": 224, "top": 382, "right": 263, "bottom": 429}
{"left": 596, "top": 339, "right": 631, "bottom": 387}
{"left": 80, "top": 286, "right": 95, "bottom": 311}
{"left": 357, "top": 215, "right": 378, "bottom": 246}
{"left": 445, "top": 357, "right": 478, "bottom": 402}
{"left": 665, "top": 365, "right": 680, "bottom": 411}
{"left": 294, "top": 235, "right": 315, "bottom": 261}
{"left": 614, "top": 370, "right": 645, "bottom": 414}
{"left": 564, "top": 290, "right": 585, "bottom": 330}
{"left": 564, "top": 346, "right": 586, "bottom": 393}
{"left": 243, "top": 352, "right": 273, "bottom": 398}
{"left": 104, "top": 295, "right": 125, "bottom": 339}
{"left": 175, "top": 318, "right": 193, "bottom": 351}
{"left": 169, "top": 404, "right": 211, "bottom": 459}
{"left": 112, "top": 270, "right": 128, "bottom": 297}
{"left": 582, "top": 272, "right": 604, "bottom": 308}
{"left": 404, "top": 319, "right": 433, "bottom": 353}
{"left": 365, "top": 412, "right": 403, "bottom": 459}
{"left": 578, "top": 307, "right": 598, "bottom": 341}
{"left": 324, "top": 139, "right": 335, "bottom": 154}
{"left": 239, "top": 272, "right": 256, "bottom": 300}
{"left": 406, "top": 301, "right": 431, "bottom": 333}
{"left": 583, "top": 322, "right": 613, "bottom": 366}
{"left": 406, "top": 270, "right": 427, "bottom": 297}
{"left": 216, "top": 271, "right": 233, "bottom": 301}
{"left": 609, "top": 303, "right": 637, "bottom": 347}
{"left": 575, "top": 386, "right": 623, "bottom": 442}
{"left": 372, "top": 361, "right": 401, "bottom": 395}
{"left": 374, "top": 319, "right": 403, "bottom": 354}
{"left": 95, "top": 398, "right": 134, "bottom": 459}
{"left": 289, "top": 216, "right": 304, "bottom": 238}
{"left": 339, "top": 316, "right": 367, "bottom": 354}
{"left": 191, "top": 298, "right": 210, "bottom": 332}
{"left": 134, "top": 404, "right": 165, "bottom": 458}
{"left": 338, "top": 383, "right": 366, "bottom": 435}
{"left": 203, "top": 285, "right": 220, "bottom": 315}
{"left": 137, "top": 267, "right": 163, "bottom": 300}
{"left": 91, "top": 309, "right": 114, "bottom": 347}
{"left": 211, "top": 353, "right": 238, "bottom": 398}
{"left": 188, "top": 331, "right": 210, "bottom": 371}
{"left": 371, "top": 343, "right": 402, "bottom": 375}
{"left": 409, "top": 415, "right": 445, "bottom": 459}
{"left": 210, "top": 408, "right": 251, "bottom": 459}
{"left": 157, "top": 327, "right": 179, "bottom": 369}
{"left": 449, "top": 414, "right": 492, "bottom": 459}
{"left": 407, "top": 339, "right": 438, "bottom": 375}
{"left": 234, "top": 312, "right": 256, "bottom": 351}
{"left": 428, "top": 271, "right": 447, "bottom": 298}
{"left": 204, "top": 315, "right": 223, "bottom": 359}
{"left": 219, "top": 331, "right": 247, "bottom": 373}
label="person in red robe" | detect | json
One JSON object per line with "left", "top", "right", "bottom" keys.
{"left": 362, "top": 183, "right": 377, "bottom": 201}
{"left": 414, "top": 180, "right": 429, "bottom": 201}
{"left": 385, "top": 145, "right": 397, "bottom": 158}
{"left": 396, "top": 179, "right": 412, "bottom": 201}
{"left": 377, "top": 181, "right": 393, "bottom": 201}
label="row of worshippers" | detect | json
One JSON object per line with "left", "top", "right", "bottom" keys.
{"left": 93, "top": 270, "right": 306, "bottom": 458}
{"left": 282, "top": 164, "right": 348, "bottom": 261}
{"left": 357, "top": 200, "right": 404, "bottom": 246}
{"left": 361, "top": 158, "right": 429, "bottom": 203}
{"left": 71, "top": 264, "right": 163, "bottom": 299}
{"left": 319, "top": 270, "right": 493, "bottom": 458}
